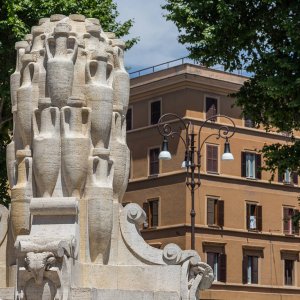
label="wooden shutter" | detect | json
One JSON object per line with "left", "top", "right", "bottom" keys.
{"left": 252, "top": 256, "right": 258, "bottom": 284}
{"left": 241, "top": 152, "right": 246, "bottom": 177}
{"left": 256, "top": 205, "right": 262, "bottom": 231}
{"left": 255, "top": 154, "right": 262, "bottom": 179}
{"left": 207, "top": 252, "right": 215, "bottom": 270}
{"left": 217, "top": 200, "right": 224, "bottom": 227}
{"left": 151, "top": 200, "right": 159, "bottom": 227}
{"left": 212, "top": 146, "right": 218, "bottom": 172}
{"left": 206, "top": 145, "right": 213, "bottom": 172}
{"left": 242, "top": 256, "right": 248, "bottom": 284}
{"left": 206, "top": 145, "right": 218, "bottom": 172}
{"left": 206, "top": 97, "right": 217, "bottom": 121}
{"left": 149, "top": 148, "right": 159, "bottom": 175}
{"left": 246, "top": 204, "right": 250, "bottom": 230}
{"left": 207, "top": 198, "right": 215, "bottom": 225}
{"left": 293, "top": 209, "right": 299, "bottom": 235}
{"left": 143, "top": 202, "right": 150, "bottom": 229}
{"left": 219, "top": 253, "right": 227, "bottom": 283}
{"left": 283, "top": 208, "right": 290, "bottom": 234}
{"left": 292, "top": 172, "right": 298, "bottom": 184}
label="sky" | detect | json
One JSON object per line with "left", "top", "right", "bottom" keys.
{"left": 114, "top": 0, "right": 189, "bottom": 74}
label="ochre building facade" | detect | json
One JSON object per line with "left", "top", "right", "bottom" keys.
{"left": 123, "top": 64, "right": 300, "bottom": 299}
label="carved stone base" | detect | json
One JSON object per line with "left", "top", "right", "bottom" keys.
{"left": 71, "top": 288, "right": 180, "bottom": 300}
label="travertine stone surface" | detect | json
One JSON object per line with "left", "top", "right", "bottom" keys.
{"left": 0, "top": 15, "right": 213, "bottom": 300}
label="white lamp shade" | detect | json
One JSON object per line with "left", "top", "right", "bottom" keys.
{"left": 159, "top": 150, "right": 172, "bottom": 160}
{"left": 222, "top": 152, "right": 234, "bottom": 160}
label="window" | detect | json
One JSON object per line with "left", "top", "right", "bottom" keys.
{"left": 205, "top": 97, "right": 218, "bottom": 121}
{"left": 283, "top": 207, "right": 299, "bottom": 235}
{"left": 246, "top": 203, "right": 262, "bottom": 231}
{"left": 149, "top": 148, "right": 160, "bottom": 175}
{"left": 243, "top": 255, "right": 259, "bottom": 284}
{"left": 206, "top": 144, "right": 218, "bottom": 173}
{"left": 244, "top": 116, "right": 255, "bottom": 128}
{"left": 278, "top": 170, "right": 298, "bottom": 185}
{"left": 284, "top": 259, "right": 294, "bottom": 285}
{"left": 281, "top": 251, "right": 298, "bottom": 286}
{"left": 143, "top": 198, "right": 159, "bottom": 228}
{"left": 150, "top": 100, "right": 161, "bottom": 125}
{"left": 126, "top": 107, "right": 132, "bottom": 131}
{"left": 207, "top": 252, "right": 226, "bottom": 282}
{"left": 207, "top": 198, "right": 224, "bottom": 227}
{"left": 241, "top": 152, "right": 261, "bottom": 179}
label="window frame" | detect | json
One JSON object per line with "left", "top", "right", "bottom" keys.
{"left": 241, "top": 151, "right": 261, "bottom": 179}
{"left": 148, "top": 147, "right": 160, "bottom": 176}
{"left": 143, "top": 198, "right": 160, "bottom": 229}
{"left": 242, "top": 247, "right": 263, "bottom": 285}
{"left": 207, "top": 197, "right": 224, "bottom": 227}
{"left": 204, "top": 244, "right": 226, "bottom": 283}
{"left": 281, "top": 251, "right": 299, "bottom": 286}
{"left": 204, "top": 95, "right": 219, "bottom": 121}
{"left": 149, "top": 98, "right": 162, "bottom": 125}
{"left": 246, "top": 202, "right": 262, "bottom": 231}
{"left": 206, "top": 143, "right": 219, "bottom": 173}
{"left": 244, "top": 116, "right": 255, "bottom": 128}
{"left": 284, "top": 259, "right": 294, "bottom": 286}
{"left": 278, "top": 169, "right": 298, "bottom": 185}
{"left": 283, "top": 207, "right": 299, "bottom": 235}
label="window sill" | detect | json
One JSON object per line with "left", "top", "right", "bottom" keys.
{"left": 206, "top": 171, "right": 219, "bottom": 175}
{"left": 247, "top": 229, "right": 260, "bottom": 233}
{"left": 245, "top": 177, "right": 258, "bottom": 180}
{"left": 148, "top": 174, "right": 159, "bottom": 178}
{"left": 142, "top": 226, "right": 158, "bottom": 231}
{"left": 208, "top": 224, "right": 222, "bottom": 229}
{"left": 284, "top": 233, "right": 299, "bottom": 237}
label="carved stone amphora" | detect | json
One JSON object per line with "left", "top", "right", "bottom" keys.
{"left": 6, "top": 139, "right": 16, "bottom": 189}
{"left": 17, "top": 60, "right": 39, "bottom": 152}
{"left": 46, "top": 23, "right": 78, "bottom": 108}
{"left": 10, "top": 41, "right": 29, "bottom": 112}
{"left": 85, "top": 50, "right": 113, "bottom": 154}
{"left": 10, "top": 157, "right": 32, "bottom": 240}
{"left": 85, "top": 156, "right": 114, "bottom": 263}
{"left": 31, "top": 26, "right": 47, "bottom": 99}
{"left": 112, "top": 41, "right": 130, "bottom": 115}
{"left": 61, "top": 106, "right": 91, "bottom": 197}
{"left": 33, "top": 107, "right": 61, "bottom": 197}
{"left": 110, "top": 112, "right": 130, "bottom": 202}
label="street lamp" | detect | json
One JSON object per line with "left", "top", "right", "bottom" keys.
{"left": 157, "top": 113, "right": 236, "bottom": 250}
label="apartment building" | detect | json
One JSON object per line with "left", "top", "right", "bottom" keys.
{"left": 123, "top": 63, "right": 300, "bottom": 299}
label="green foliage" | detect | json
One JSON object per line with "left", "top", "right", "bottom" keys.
{"left": 163, "top": 0, "right": 300, "bottom": 175}
{"left": 0, "top": 0, "right": 137, "bottom": 206}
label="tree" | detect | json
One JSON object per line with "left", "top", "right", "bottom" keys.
{"left": 0, "top": 0, "right": 138, "bottom": 206}
{"left": 163, "top": 0, "right": 300, "bottom": 178}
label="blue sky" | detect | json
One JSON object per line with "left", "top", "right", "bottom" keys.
{"left": 114, "top": 0, "right": 188, "bottom": 73}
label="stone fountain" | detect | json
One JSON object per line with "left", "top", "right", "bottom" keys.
{"left": 0, "top": 14, "right": 213, "bottom": 300}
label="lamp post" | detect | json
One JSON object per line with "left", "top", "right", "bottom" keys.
{"left": 157, "top": 114, "right": 236, "bottom": 250}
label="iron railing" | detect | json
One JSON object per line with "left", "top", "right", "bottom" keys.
{"left": 129, "top": 57, "right": 249, "bottom": 78}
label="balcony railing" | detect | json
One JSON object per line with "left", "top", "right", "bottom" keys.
{"left": 129, "top": 57, "right": 250, "bottom": 79}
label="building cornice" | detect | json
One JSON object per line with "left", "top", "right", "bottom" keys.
{"left": 127, "top": 168, "right": 300, "bottom": 193}
{"left": 141, "top": 224, "right": 300, "bottom": 243}
{"left": 127, "top": 116, "right": 298, "bottom": 142}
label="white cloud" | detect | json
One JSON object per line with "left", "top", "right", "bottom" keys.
{"left": 114, "top": 0, "right": 188, "bottom": 72}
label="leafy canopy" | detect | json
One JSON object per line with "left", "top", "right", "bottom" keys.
{"left": 0, "top": 0, "right": 138, "bottom": 206}
{"left": 163, "top": 0, "right": 300, "bottom": 177}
